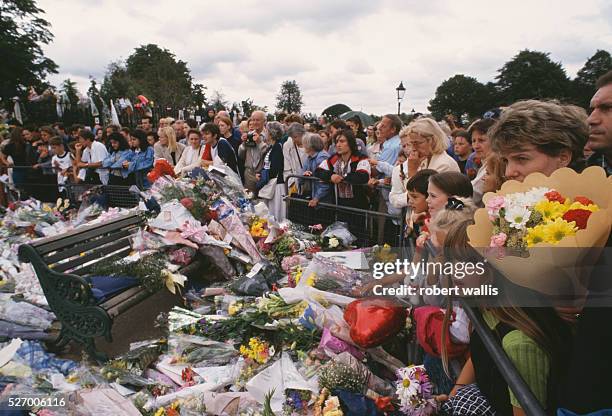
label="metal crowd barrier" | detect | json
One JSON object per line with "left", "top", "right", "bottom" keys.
{"left": 459, "top": 299, "right": 547, "bottom": 415}
{"left": 284, "top": 174, "right": 405, "bottom": 248}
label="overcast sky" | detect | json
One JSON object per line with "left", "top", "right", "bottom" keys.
{"left": 39, "top": 0, "right": 612, "bottom": 115}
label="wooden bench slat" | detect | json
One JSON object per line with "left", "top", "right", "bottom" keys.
{"left": 44, "top": 229, "right": 133, "bottom": 265}
{"left": 52, "top": 239, "right": 132, "bottom": 273}
{"left": 99, "top": 286, "right": 146, "bottom": 311}
{"left": 32, "top": 214, "right": 143, "bottom": 255}
{"left": 104, "top": 288, "right": 152, "bottom": 318}
{"left": 70, "top": 246, "right": 134, "bottom": 277}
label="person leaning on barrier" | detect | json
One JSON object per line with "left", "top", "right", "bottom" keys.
{"left": 124, "top": 129, "right": 154, "bottom": 190}
{"left": 75, "top": 129, "right": 109, "bottom": 185}
{"left": 49, "top": 136, "right": 73, "bottom": 199}
{"left": 301, "top": 132, "right": 331, "bottom": 207}
{"left": 102, "top": 132, "right": 133, "bottom": 186}
{"left": 315, "top": 128, "right": 371, "bottom": 211}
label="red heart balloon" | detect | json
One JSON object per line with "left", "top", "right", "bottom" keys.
{"left": 344, "top": 298, "right": 407, "bottom": 348}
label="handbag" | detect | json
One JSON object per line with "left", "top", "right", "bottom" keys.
{"left": 258, "top": 178, "right": 276, "bottom": 200}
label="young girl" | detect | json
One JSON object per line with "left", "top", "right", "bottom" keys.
{"left": 440, "top": 219, "right": 571, "bottom": 416}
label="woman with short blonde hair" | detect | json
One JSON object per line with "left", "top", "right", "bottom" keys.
{"left": 389, "top": 119, "right": 460, "bottom": 210}
{"left": 154, "top": 126, "right": 185, "bottom": 166}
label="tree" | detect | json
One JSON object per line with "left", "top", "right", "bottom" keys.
{"left": 241, "top": 98, "right": 268, "bottom": 117}
{"left": 60, "top": 78, "right": 79, "bottom": 107}
{"left": 0, "top": 0, "right": 58, "bottom": 109}
{"left": 190, "top": 83, "right": 207, "bottom": 110}
{"left": 496, "top": 50, "right": 570, "bottom": 103}
{"left": 101, "top": 44, "right": 196, "bottom": 109}
{"left": 572, "top": 50, "right": 612, "bottom": 108}
{"left": 100, "top": 61, "right": 134, "bottom": 101}
{"left": 209, "top": 90, "right": 228, "bottom": 111}
{"left": 276, "top": 80, "right": 303, "bottom": 113}
{"left": 428, "top": 74, "right": 496, "bottom": 120}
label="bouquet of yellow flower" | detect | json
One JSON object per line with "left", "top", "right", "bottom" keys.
{"left": 239, "top": 337, "right": 274, "bottom": 365}
{"left": 486, "top": 189, "right": 600, "bottom": 250}
{"left": 468, "top": 167, "right": 612, "bottom": 294}
{"left": 250, "top": 217, "right": 269, "bottom": 238}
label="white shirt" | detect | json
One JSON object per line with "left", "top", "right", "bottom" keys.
{"left": 174, "top": 145, "right": 204, "bottom": 175}
{"left": 82, "top": 141, "right": 109, "bottom": 184}
{"left": 51, "top": 152, "right": 73, "bottom": 188}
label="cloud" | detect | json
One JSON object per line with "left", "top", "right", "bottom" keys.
{"left": 37, "top": 0, "right": 611, "bottom": 115}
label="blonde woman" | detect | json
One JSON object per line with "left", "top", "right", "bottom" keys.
{"left": 389, "top": 119, "right": 459, "bottom": 210}
{"left": 154, "top": 126, "right": 185, "bottom": 167}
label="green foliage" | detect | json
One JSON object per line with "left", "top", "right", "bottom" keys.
{"left": 428, "top": 74, "right": 497, "bottom": 120}
{"left": 276, "top": 80, "right": 303, "bottom": 113}
{"left": 241, "top": 98, "right": 268, "bottom": 117}
{"left": 0, "top": 0, "right": 58, "bottom": 107}
{"left": 60, "top": 78, "right": 79, "bottom": 107}
{"left": 572, "top": 49, "right": 612, "bottom": 108}
{"left": 91, "top": 252, "right": 168, "bottom": 293}
{"left": 100, "top": 43, "right": 205, "bottom": 109}
{"left": 495, "top": 49, "right": 570, "bottom": 103}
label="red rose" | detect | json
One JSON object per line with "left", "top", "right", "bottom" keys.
{"left": 7, "top": 202, "right": 16, "bottom": 211}
{"left": 574, "top": 196, "right": 594, "bottom": 206}
{"left": 562, "top": 209, "right": 593, "bottom": 230}
{"left": 545, "top": 190, "right": 566, "bottom": 204}
{"left": 180, "top": 197, "right": 194, "bottom": 210}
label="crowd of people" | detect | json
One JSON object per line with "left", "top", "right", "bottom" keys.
{"left": 0, "top": 69, "right": 611, "bottom": 414}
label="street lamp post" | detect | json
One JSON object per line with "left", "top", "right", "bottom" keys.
{"left": 396, "top": 81, "right": 406, "bottom": 116}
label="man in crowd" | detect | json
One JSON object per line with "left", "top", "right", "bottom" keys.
{"left": 75, "top": 130, "right": 109, "bottom": 185}
{"left": 141, "top": 116, "right": 153, "bottom": 133}
{"left": 239, "top": 110, "right": 269, "bottom": 192}
{"left": 586, "top": 70, "right": 612, "bottom": 175}
{"left": 174, "top": 119, "right": 186, "bottom": 144}
{"left": 328, "top": 120, "right": 368, "bottom": 156}
{"left": 558, "top": 70, "right": 612, "bottom": 414}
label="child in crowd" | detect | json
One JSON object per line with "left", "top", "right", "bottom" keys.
{"left": 49, "top": 137, "right": 73, "bottom": 199}
{"left": 32, "top": 140, "right": 57, "bottom": 201}
{"left": 439, "top": 218, "right": 571, "bottom": 415}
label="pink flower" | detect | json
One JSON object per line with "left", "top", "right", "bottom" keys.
{"left": 486, "top": 196, "right": 505, "bottom": 217}
{"left": 490, "top": 232, "right": 507, "bottom": 248}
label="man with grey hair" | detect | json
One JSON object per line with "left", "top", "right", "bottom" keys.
{"left": 283, "top": 122, "right": 307, "bottom": 192}
{"left": 239, "top": 110, "right": 269, "bottom": 192}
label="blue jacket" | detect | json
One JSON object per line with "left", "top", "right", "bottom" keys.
{"left": 127, "top": 147, "right": 154, "bottom": 189}
{"left": 301, "top": 150, "right": 331, "bottom": 202}
{"left": 102, "top": 149, "right": 132, "bottom": 179}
